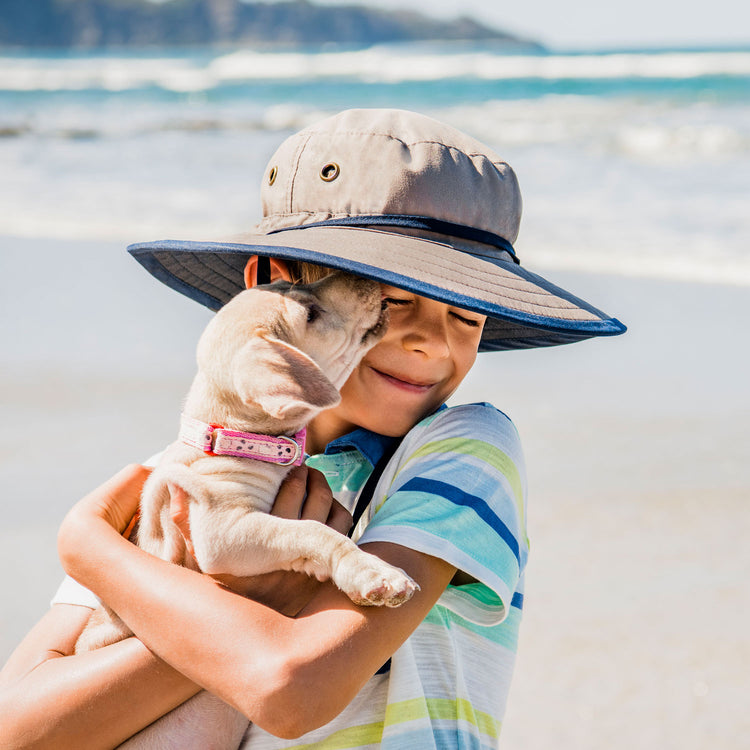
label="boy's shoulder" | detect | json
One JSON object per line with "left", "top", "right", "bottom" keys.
{"left": 411, "top": 402, "right": 520, "bottom": 445}
{"left": 393, "top": 401, "right": 525, "bottom": 473}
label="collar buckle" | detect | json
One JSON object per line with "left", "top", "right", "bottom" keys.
{"left": 275, "top": 434, "right": 304, "bottom": 466}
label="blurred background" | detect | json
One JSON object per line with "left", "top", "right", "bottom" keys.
{"left": 1, "top": 1, "right": 749, "bottom": 747}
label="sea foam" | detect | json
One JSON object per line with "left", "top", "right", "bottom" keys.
{"left": 2, "top": 48, "right": 750, "bottom": 92}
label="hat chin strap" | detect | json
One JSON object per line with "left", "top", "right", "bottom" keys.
{"left": 256, "top": 255, "right": 272, "bottom": 285}
{"left": 268, "top": 214, "right": 520, "bottom": 265}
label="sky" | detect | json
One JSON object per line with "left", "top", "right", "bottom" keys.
{"left": 300, "top": 0, "right": 750, "bottom": 49}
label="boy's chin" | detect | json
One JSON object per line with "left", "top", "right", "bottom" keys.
{"left": 366, "top": 403, "right": 443, "bottom": 437}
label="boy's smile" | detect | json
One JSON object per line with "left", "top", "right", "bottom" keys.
{"left": 367, "top": 366, "right": 436, "bottom": 392}
{"left": 309, "top": 285, "right": 486, "bottom": 445}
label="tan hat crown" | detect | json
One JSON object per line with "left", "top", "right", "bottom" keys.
{"left": 257, "top": 109, "right": 523, "bottom": 246}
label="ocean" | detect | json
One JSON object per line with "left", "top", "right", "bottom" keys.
{"left": 1, "top": 43, "right": 749, "bottom": 281}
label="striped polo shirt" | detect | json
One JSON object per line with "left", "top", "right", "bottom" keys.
{"left": 244, "top": 401, "right": 528, "bottom": 749}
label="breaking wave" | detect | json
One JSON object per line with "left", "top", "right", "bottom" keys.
{"left": 1, "top": 46, "right": 749, "bottom": 92}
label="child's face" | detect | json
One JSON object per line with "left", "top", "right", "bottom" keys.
{"left": 320, "top": 285, "right": 486, "bottom": 438}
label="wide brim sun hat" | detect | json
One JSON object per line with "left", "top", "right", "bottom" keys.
{"left": 129, "top": 108, "right": 625, "bottom": 352}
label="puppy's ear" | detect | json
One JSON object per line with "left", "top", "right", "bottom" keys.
{"left": 233, "top": 335, "right": 340, "bottom": 421}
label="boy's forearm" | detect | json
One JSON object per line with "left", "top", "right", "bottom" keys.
{"left": 60, "top": 514, "right": 293, "bottom": 717}
{"left": 59, "top": 511, "right": 375, "bottom": 734}
{"left": 54, "top": 468, "right": 335, "bottom": 734}
{"left": 0, "top": 636, "right": 199, "bottom": 750}
{"left": 60, "top": 513, "right": 451, "bottom": 737}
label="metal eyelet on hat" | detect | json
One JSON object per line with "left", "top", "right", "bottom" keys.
{"left": 320, "top": 162, "right": 340, "bottom": 182}
{"left": 268, "top": 166, "right": 278, "bottom": 186}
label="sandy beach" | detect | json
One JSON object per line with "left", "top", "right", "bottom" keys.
{"left": 1, "top": 237, "right": 749, "bottom": 748}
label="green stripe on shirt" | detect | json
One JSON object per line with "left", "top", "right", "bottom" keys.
{"left": 279, "top": 721, "right": 385, "bottom": 749}
{"left": 385, "top": 697, "right": 500, "bottom": 739}
{"left": 278, "top": 697, "right": 500, "bottom": 749}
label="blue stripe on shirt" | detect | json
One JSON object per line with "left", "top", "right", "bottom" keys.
{"left": 396, "top": 477, "right": 521, "bottom": 565}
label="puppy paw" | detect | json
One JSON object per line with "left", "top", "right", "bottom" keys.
{"left": 336, "top": 552, "right": 419, "bottom": 608}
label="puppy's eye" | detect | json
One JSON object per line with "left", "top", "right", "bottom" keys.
{"left": 307, "top": 304, "right": 322, "bottom": 323}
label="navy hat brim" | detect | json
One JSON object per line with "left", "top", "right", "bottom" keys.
{"left": 128, "top": 226, "right": 625, "bottom": 352}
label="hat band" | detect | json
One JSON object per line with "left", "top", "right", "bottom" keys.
{"left": 268, "top": 214, "right": 520, "bottom": 265}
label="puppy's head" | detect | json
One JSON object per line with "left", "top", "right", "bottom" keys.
{"left": 196, "top": 273, "right": 387, "bottom": 430}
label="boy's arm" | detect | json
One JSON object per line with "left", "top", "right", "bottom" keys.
{"left": 57, "top": 466, "right": 456, "bottom": 740}
{"left": 0, "top": 604, "right": 200, "bottom": 750}
{"left": 0, "top": 466, "right": 348, "bottom": 748}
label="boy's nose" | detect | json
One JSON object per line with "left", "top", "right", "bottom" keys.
{"left": 402, "top": 309, "right": 451, "bottom": 359}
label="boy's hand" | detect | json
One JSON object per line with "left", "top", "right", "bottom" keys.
{"left": 57, "top": 464, "right": 151, "bottom": 579}
{"left": 271, "top": 464, "right": 352, "bottom": 533}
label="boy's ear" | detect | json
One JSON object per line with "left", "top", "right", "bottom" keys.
{"left": 243, "top": 256, "right": 294, "bottom": 288}
{"left": 233, "top": 335, "right": 340, "bottom": 422}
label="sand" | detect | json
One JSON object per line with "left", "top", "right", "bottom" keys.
{"left": 1, "top": 241, "right": 748, "bottom": 748}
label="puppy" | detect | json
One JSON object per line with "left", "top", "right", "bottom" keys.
{"left": 74, "top": 272, "right": 418, "bottom": 748}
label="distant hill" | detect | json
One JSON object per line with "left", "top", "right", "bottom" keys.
{"left": 0, "top": 0, "right": 542, "bottom": 50}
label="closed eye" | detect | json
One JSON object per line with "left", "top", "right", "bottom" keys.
{"left": 386, "top": 296, "right": 482, "bottom": 327}
{"left": 450, "top": 311, "right": 482, "bottom": 327}
{"left": 383, "top": 297, "right": 410, "bottom": 307}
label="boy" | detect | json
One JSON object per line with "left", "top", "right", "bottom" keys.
{"left": 0, "top": 109, "right": 624, "bottom": 748}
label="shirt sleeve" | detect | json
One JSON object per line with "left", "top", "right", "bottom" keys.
{"left": 358, "top": 403, "right": 528, "bottom": 626}
{"left": 51, "top": 575, "right": 100, "bottom": 609}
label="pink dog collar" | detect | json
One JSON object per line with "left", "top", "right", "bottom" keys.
{"left": 179, "top": 415, "right": 306, "bottom": 467}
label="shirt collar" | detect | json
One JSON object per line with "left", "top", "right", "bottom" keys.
{"left": 320, "top": 404, "right": 447, "bottom": 467}
{"left": 322, "top": 427, "right": 398, "bottom": 468}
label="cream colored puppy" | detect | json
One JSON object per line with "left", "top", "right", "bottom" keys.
{"left": 75, "top": 272, "right": 418, "bottom": 749}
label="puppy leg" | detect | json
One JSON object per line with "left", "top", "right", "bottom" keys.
{"left": 117, "top": 690, "right": 248, "bottom": 750}
{"left": 190, "top": 505, "right": 418, "bottom": 607}
{"left": 136, "top": 470, "right": 200, "bottom": 569}
{"left": 74, "top": 603, "right": 134, "bottom": 654}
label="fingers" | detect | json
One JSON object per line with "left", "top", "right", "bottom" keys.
{"left": 83, "top": 464, "right": 151, "bottom": 533}
{"left": 326, "top": 500, "right": 354, "bottom": 535}
{"left": 299, "top": 468, "right": 336, "bottom": 522}
{"left": 272, "top": 466, "right": 352, "bottom": 533}
{"left": 58, "top": 464, "right": 151, "bottom": 572}
{"left": 272, "top": 465, "right": 311, "bottom": 519}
